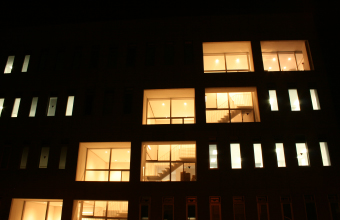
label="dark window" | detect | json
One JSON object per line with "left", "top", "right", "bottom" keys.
{"left": 164, "top": 42, "right": 174, "bottom": 65}
{"left": 257, "top": 196, "right": 269, "bottom": 220}
{"left": 145, "top": 43, "right": 156, "bottom": 66}
{"left": 210, "top": 197, "right": 221, "bottom": 220}
{"left": 0, "top": 147, "right": 11, "bottom": 169}
{"left": 107, "top": 47, "right": 118, "bottom": 68}
{"left": 90, "top": 46, "right": 100, "bottom": 69}
{"left": 59, "top": 146, "right": 67, "bottom": 169}
{"left": 123, "top": 88, "right": 133, "bottom": 114}
{"left": 184, "top": 41, "right": 193, "bottom": 64}
{"left": 188, "top": 205, "right": 196, "bottom": 219}
{"left": 163, "top": 205, "right": 173, "bottom": 220}
{"left": 127, "top": 45, "right": 137, "bottom": 67}
{"left": 282, "top": 204, "right": 293, "bottom": 220}
{"left": 233, "top": 196, "right": 246, "bottom": 220}
{"left": 102, "top": 89, "right": 114, "bottom": 115}
{"left": 141, "top": 205, "right": 149, "bottom": 220}
{"left": 20, "top": 147, "right": 29, "bottom": 169}
{"left": 305, "top": 195, "right": 317, "bottom": 220}
{"left": 72, "top": 47, "right": 83, "bottom": 69}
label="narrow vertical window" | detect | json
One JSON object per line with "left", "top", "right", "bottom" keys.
{"left": 319, "top": 142, "right": 331, "bottom": 166}
{"left": 328, "top": 195, "right": 340, "bottom": 220}
{"left": 257, "top": 196, "right": 269, "bottom": 220}
{"left": 230, "top": 143, "right": 241, "bottom": 169}
{"left": 209, "top": 144, "right": 218, "bottom": 169}
{"left": 210, "top": 197, "right": 221, "bottom": 220}
{"left": 275, "top": 143, "right": 286, "bottom": 167}
{"left": 288, "top": 89, "right": 300, "bottom": 111}
{"left": 0, "top": 98, "right": 4, "bottom": 117}
{"left": 253, "top": 143, "right": 263, "bottom": 168}
{"left": 21, "top": 55, "right": 30, "bottom": 72}
{"left": 20, "top": 147, "right": 29, "bottom": 169}
{"left": 233, "top": 196, "right": 246, "bottom": 220}
{"left": 59, "top": 147, "right": 67, "bottom": 169}
{"left": 304, "top": 195, "right": 318, "bottom": 220}
{"left": 269, "top": 90, "right": 279, "bottom": 111}
{"left": 296, "top": 143, "right": 309, "bottom": 166}
{"left": 29, "top": 97, "right": 38, "bottom": 117}
{"left": 310, "top": 89, "right": 321, "bottom": 110}
{"left": 11, "top": 98, "right": 21, "bottom": 117}
{"left": 65, "top": 96, "right": 75, "bottom": 116}
{"left": 280, "top": 197, "right": 293, "bottom": 220}
{"left": 39, "top": 147, "right": 49, "bottom": 168}
{"left": 4, "top": 56, "right": 15, "bottom": 73}
{"left": 140, "top": 197, "right": 151, "bottom": 220}
{"left": 186, "top": 197, "right": 197, "bottom": 220}
{"left": 162, "top": 197, "right": 174, "bottom": 220}
{"left": 47, "top": 97, "right": 57, "bottom": 116}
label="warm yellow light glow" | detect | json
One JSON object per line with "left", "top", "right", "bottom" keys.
{"left": 215, "top": 59, "right": 219, "bottom": 63}
{"left": 148, "top": 145, "right": 151, "bottom": 150}
{"left": 0, "top": 106, "right": 3, "bottom": 109}
{"left": 269, "top": 67, "right": 272, "bottom": 69}
{"left": 184, "top": 103, "right": 187, "bottom": 105}
{"left": 273, "top": 58, "right": 276, "bottom": 61}
{"left": 211, "top": 158, "right": 216, "bottom": 162}
{"left": 127, "top": 151, "right": 130, "bottom": 153}
{"left": 105, "top": 151, "right": 107, "bottom": 153}
{"left": 236, "top": 59, "right": 240, "bottom": 62}
{"left": 284, "top": 66, "right": 286, "bottom": 69}
{"left": 162, "top": 103, "right": 165, "bottom": 106}
{"left": 288, "top": 58, "right": 291, "bottom": 60}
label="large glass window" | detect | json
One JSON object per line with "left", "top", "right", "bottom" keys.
{"left": 261, "top": 40, "right": 312, "bottom": 71}
{"left": 8, "top": 199, "right": 63, "bottom": 220}
{"left": 203, "top": 42, "right": 254, "bottom": 73}
{"left": 143, "top": 89, "right": 195, "bottom": 125}
{"left": 296, "top": 143, "right": 309, "bottom": 166}
{"left": 141, "top": 142, "right": 196, "bottom": 182}
{"left": 76, "top": 142, "right": 131, "bottom": 182}
{"left": 205, "top": 87, "right": 260, "bottom": 123}
{"left": 73, "top": 200, "right": 128, "bottom": 220}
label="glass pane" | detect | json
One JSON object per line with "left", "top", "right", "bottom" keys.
{"left": 47, "top": 97, "right": 58, "bottom": 116}
{"left": 86, "top": 149, "right": 110, "bottom": 169}
{"left": 296, "top": 143, "right": 309, "bottom": 166}
{"left": 209, "top": 144, "right": 218, "bottom": 169}
{"left": 276, "top": 143, "right": 286, "bottom": 167}
{"left": 229, "top": 92, "right": 253, "bottom": 109}
{"left": 231, "top": 143, "right": 241, "bottom": 169}
{"left": 11, "top": 98, "right": 21, "bottom": 117}
{"left": 242, "top": 110, "right": 254, "bottom": 122}
{"left": 82, "top": 201, "right": 94, "bottom": 216}
{"left": 171, "top": 144, "right": 195, "bottom": 161}
{"left": 22, "top": 55, "right": 30, "bottom": 72}
{"left": 205, "top": 93, "right": 217, "bottom": 108}
{"left": 22, "top": 201, "right": 47, "bottom": 220}
{"left": 171, "top": 99, "right": 194, "bottom": 117}
{"left": 122, "top": 171, "right": 130, "bottom": 181}
{"left": 39, "top": 147, "right": 49, "bottom": 168}
{"left": 47, "top": 202, "right": 63, "bottom": 220}
{"left": 147, "top": 99, "right": 170, "bottom": 118}
{"left": 59, "top": 147, "right": 67, "bottom": 169}
{"left": 171, "top": 118, "right": 183, "bottom": 124}
{"left": 206, "top": 110, "right": 229, "bottom": 123}
{"left": 184, "top": 118, "right": 195, "bottom": 124}
{"left": 288, "top": 89, "right": 300, "bottom": 111}
{"left": 144, "top": 162, "right": 170, "bottom": 181}
{"left": 262, "top": 53, "right": 279, "bottom": 71}
{"left": 230, "top": 110, "right": 242, "bottom": 122}
{"left": 170, "top": 163, "right": 183, "bottom": 181}
{"left": 187, "top": 205, "right": 196, "bottom": 218}
{"left": 217, "top": 93, "right": 229, "bottom": 108}
{"left": 111, "top": 149, "right": 130, "bottom": 169}
{"left": 269, "top": 90, "right": 279, "bottom": 111}
{"left": 253, "top": 144, "right": 263, "bottom": 168}
{"left": 146, "top": 145, "right": 158, "bottom": 160}
{"left": 320, "top": 142, "right": 331, "bottom": 166}
{"left": 225, "top": 54, "right": 249, "bottom": 71}
{"left": 282, "top": 204, "right": 293, "bottom": 220}
{"left": 0, "top": 98, "right": 4, "bottom": 117}
{"left": 295, "top": 53, "right": 305, "bottom": 70}
{"left": 310, "top": 89, "right": 321, "bottom": 110}
{"left": 29, "top": 97, "right": 38, "bottom": 117}
{"left": 184, "top": 163, "right": 196, "bottom": 181}
{"left": 110, "top": 171, "right": 122, "bottom": 181}
{"left": 158, "top": 145, "right": 170, "bottom": 161}
{"left": 94, "top": 201, "right": 107, "bottom": 217}
{"left": 4, "top": 56, "right": 14, "bottom": 73}
{"left": 279, "top": 53, "right": 297, "bottom": 71}
{"left": 203, "top": 55, "right": 225, "bottom": 72}
{"left": 107, "top": 201, "right": 128, "bottom": 218}
{"left": 20, "top": 147, "right": 29, "bottom": 169}
{"left": 140, "top": 205, "right": 149, "bottom": 219}
{"left": 66, "top": 96, "right": 75, "bottom": 116}
{"left": 163, "top": 205, "right": 173, "bottom": 220}
{"left": 85, "top": 171, "right": 109, "bottom": 181}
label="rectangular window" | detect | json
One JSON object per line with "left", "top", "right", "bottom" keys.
{"left": 275, "top": 143, "right": 286, "bottom": 167}
{"left": 59, "top": 146, "right": 67, "bottom": 169}
{"left": 253, "top": 143, "right": 263, "bottom": 168}
{"left": 288, "top": 89, "right": 300, "bottom": 111}
{"left": 140, "top": 197, "right": 151, "bottom": 220}
{"left": 328, "top": 195, "right": 340, "bottom": 220}
{"left": 261, "top": 40, "right": 312, "bottom": 71}
{"left": 0, "top": 147, "right": 11, "bottom": 169}
{"left": 162, "top": 197, "right": 174, "bottom": 220}
{"left": 21, "top": 55, "right": 30, "bottom": 72}
{"left": 39, "top": 147, "right": 49, "bottom": 168}
{"left": 203, "top": 41, "right": 254, "bottom": 73}
{"left": 209, "top": 144, "right": 218, "bottom": 169}
{"left": 269, "top": 90, "right": 279, "bottom": 111}
{"left": 230, "top": 143, "right": 241, "bottom": 169}
{"left": 0, "top": 98, "right": 4, "bottom": 117}
{"left": 47, "top": 97, "right": 57, "bottom": 116}
{"left": 76, "top": 142, "right": 131, "bottom": 181}
{"left": 73, "top": 200, "right": 128, "bottom": 220}
{"left": 257, "top": 196, "right": 269, "bottom": 220}
{"left": 319, "top": 142, "right": 331, "bottom": 166}
{"left": 187, "top": 197, "right": 197, "bottom": 220}
{"left": 210, "top": 197, "right": 221, "bottom": 220}
{"left": 4, "top": 56, "right": 15, "bottom": 73}
{"left": 304, "top": 195, "right": 317, "bottom": 220}
{"left": 233, "top": 196, "right": 245, "bottom": 220}
{"left": 296, "top": 143, "right": 309, "bottom": 166}
{"left": 65, "top": 96, "right": 75, "bottom": 116}
{"left": 29, "top": 97, "right": 38, "bottom": 117}
{"left": 205, "top": 87, "right": 261, "bottom": 123}
{"left": 8, "top": 199, "right": 63, "bottom": 220}
{"left": 280, "top": 197, "right": 293, "bottom": 220}
{"left": 143, "top": 89, "right": 195, "bottom": 125}
{"left": 141, "top": 141, "right": 196, "bottom": 182}
{"left": 11, "top": 98, "right": 21, "bottom": 117}
{"left": 20, "top": 147, "right": 29, "bottom": 169}
{"left": 310, "top": 89, "right": 321, "bottom": 110}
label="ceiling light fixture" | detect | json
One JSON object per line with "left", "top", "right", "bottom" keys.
{"left": 215, "top": 59, "right": 219, "bottom": 63}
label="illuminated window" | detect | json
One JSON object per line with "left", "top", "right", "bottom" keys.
{"left": 203, "top": 42, "right": 254, "bottom": 73}
{"left": 11, "top": 98, "right": 21, "bottom": 117}
{"left": 73, "top": 200, "right": 128, "bottom": 220}
{"left": 76, "top": 142, "right": 131, "bottom": 182}
{"left": 47, "top": 97, "right": 57, "bottom": 116}
{"left": 268, "top": 90, "right": 279, "bottom": 111}
{"left": 21, "top": 55, "right": 30, "bottom": 72}
{"left": 257, "top": 196, "right": 269, "bottom": 220}
{"left": 8, "top": 199, "right": 63, "bottom": 220}
{"left": 4, "top": 56, "right": 15, "bottom": 73}
{"left": 310, "top": 89, "right": 321, "bottom": 110}
{"left": 141, "top": 141, "right": 196, "bottom": 182}
{"left": 29, "top": 97, "right": 38, "bottom": 117}
{"left": 319, "top": 142, "right": 331, "bottom": 166}
{"left": 65, "top": 96, "right": 75, "bottom": 116}
{"left": 275, "top": 143, "right": 286, "bottom": 167}
{"left": 0, "top": 98, "right": 4, "bottom": 117}
{"left": 296, "top": 143, "right": 309, "bottom": 166}
{"left": 186, "top": 197, "right": 197, "bottom": 220}
{"left": 20, "top": 147, "right": 29, "bottom": 169}
{"left": 230, "top": 143, "right": 241, "bottom": 169}
{"left": 261, "top": 40, "right": 312, "bottom": 71}
{"left": 143, "top": 89, "right": 195, "bottom": 125}
{"left": 288, "top": 89, "right": 300, "bottom": 111}
{"left": 209, "top": 144, "right": 218, "bottom": 169}
{"left": 39, "top": 147, "right": 49, "bottom": 168}
{"left": 205, "top": 87, "right": 260, "bottom": 123}
{"left": 253, "top": 144, "right": 263, "bottom": 168}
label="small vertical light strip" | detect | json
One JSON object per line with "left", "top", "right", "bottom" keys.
{"left": 47, "top": 97, "right": 58, "bottom": 116}
{"left": 288, "top": 89, "right": 300, "bottom": 111}
{"left": 230, "top": 143, "right": 241, "bottom": 169}
{"left": 268, "top": 90, "right": 279, "bottom": 111}
{"left": 209, "top": 144, "right": 218, "bottom": 169}
{"left": 20, "top": 147, "right": 29, "bottom": 169}
{"left": 320, "top": 142, "right": 331, "bottom": 166}
{"left": 11, "top": 98, "right": 21, "bottom": 117}
{"left": 65, "top": 96, "right": 75, "bottom": 116}
{"left": 0, "top": 98, "right": 4, "bottom": 117}
{"left": 59, "top": 147, "right": 68, "bottom": 169}
{"left": 29, "top": 97, "right": 38, "bottom": 117}
{"left": 21, "top": 55, "right": 30, "bottom": 72}
{"left": 275, "top": 143, "right": 286, "bottom": 167}
{"left": 4, "top": 56, "right": 15, "bottom": 74}
{"left": 310, "top": 89, "right": 321, "bottom": 110}
{"left": 253, "top": 143, "right": 263, "bottom": 168}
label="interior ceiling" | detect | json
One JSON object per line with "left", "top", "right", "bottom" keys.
{"left": 149, "top": 99, "right": 195, "bottom": 117}
{"left": 144, "top": 89, "right": 195, "bottom": 99}
{"left": 261, "top": 40, "right": 305, "bottom": 52}
{"left": 80, "top": 142, "right": 131, "bottom": 149}
{"left": 203, "top": 42, "right": 252, "bottom": 53}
